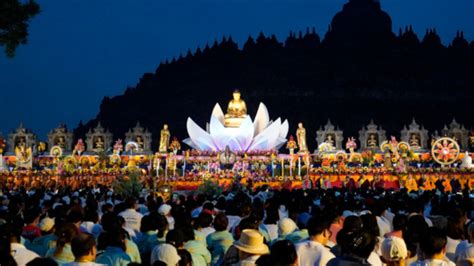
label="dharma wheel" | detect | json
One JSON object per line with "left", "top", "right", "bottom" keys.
{"left": 431, "top": 137, "right": 460, "bottom": 166}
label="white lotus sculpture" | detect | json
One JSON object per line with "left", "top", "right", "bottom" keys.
{"left": 184, "top": 103, "right": 289, "bottom": 152}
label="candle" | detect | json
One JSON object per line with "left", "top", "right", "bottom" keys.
{"left": 165, "top": 156, "right": 168, "bottom": 179}
{"left": 157, "top": 159, "right": 160, "bottom": 177}
{"left": 183, "top": 158, "right": 186, "bottom": 177}
{"left": 298, "top": 156, "right": 301, "bottom": 176}
{"left": 271, "top": 160, "right": 274, "bottom": 178}
{"left": 289, "top": 158, "right": 293, "bottom": 177}
{"left": 173, "top": 155, "right": 176, "bottom": 177}
{"left": 281, "top": 158, "right": 284, "bottom": 179}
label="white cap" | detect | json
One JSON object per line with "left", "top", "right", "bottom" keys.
{"left": 155, "top": 243, "right": 181, "bottom": 265}
{"left": 381, "top": 236, "right": 408, "bottom": 262}
{"left": 278, "top": 218, "right": 297, "bottom": 236}
{"left": 158, "top": 204, "right": 172, "bottom": 216}
{"left": 39, "top": 217, "right": 55, "bottom": 232}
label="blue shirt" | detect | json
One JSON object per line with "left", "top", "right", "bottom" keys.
{"left": 96, "top": 247, "right": 132, "bottom": 266}
{"left": 45, "top": 244, "right": 75, "bottom": 265}
{"left": 206, "top": 231, "right": 234, "bottom": 266}
{"left": 135, "top": 231, "right": 159, "bottom": 255}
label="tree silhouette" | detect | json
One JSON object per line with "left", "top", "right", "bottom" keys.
{"left": 0, "top": 0, "right": 40, "bottom": 57}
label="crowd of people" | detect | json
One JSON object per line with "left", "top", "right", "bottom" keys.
{"left": 0, "top": 182, "right": 473, "bottom": 266}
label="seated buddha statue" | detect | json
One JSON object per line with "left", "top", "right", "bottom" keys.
{"left": 367, "top": 134, "right": 378, "bottom": 149}
{"left": 409, "top": 133, "right": 421, "bottom": 148}
{"left": 224, "top": 90, "right": 248, "bottom": 127}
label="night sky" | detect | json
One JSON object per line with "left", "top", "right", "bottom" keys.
{"left": 1, "top": 0, "right": 473, "bottom": 140}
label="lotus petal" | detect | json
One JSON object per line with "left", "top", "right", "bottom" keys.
{"left": 209, "top": 115, "right": 229, "bottom": 150}
{"left": 249, "top": 118, "right": 282, "bottom": 151}
{"left": 186, "top": 101, "right": 289, "bottom": 152}
{"left": 186, "top": 118, "right": 218, "bottom": 151}
{"left": 211, "top": 103, "right": 225, "bottom": 125}
{"left": 209, "top": 116, "right": 242, "bottom": 151}
{"left": 274, "top": 137, "right": 288, "bottom": 150}
{"left": 279, "top": 119, "right": 289, "bottom": 140}
{"left": 235, "top": 116, "right": 254, "bottom": 151}
{"left": 183, "top": 138, "right": 199, "bottom": 150}
{"left": 253, "top": 103, "right": 270, "bottom": 136}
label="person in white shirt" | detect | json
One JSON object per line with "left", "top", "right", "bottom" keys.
{"left": 118, "top": 198, "right": 143, "bottom": 233}
{"left": 158, "top": 204, "right": 175, "bottom": 230}
{"left": 295, "top": 215, "right": 335, "bottom": 266}
{"left": 64, "top": 233, "right": 105, "bottom": 266}
{"left": 409, "top": 228, "right": 455, "bottom": 266}
{"left": 196, "top": 212, "right": 215, "bottom": 240}
{"left": 5, "top": 224, "right": 39, "bottom": 266}
{"left": 455, "top": 222, "right": 474, "bottom": 262}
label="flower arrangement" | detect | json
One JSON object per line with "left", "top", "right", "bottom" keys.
{"left": 197, "top": 179, "right": 224, "bottom": 199}
{"left": 345, "top": 137, "right": 357, "bottom": 150}
{"left": 169, "top": 137, "right": 181, "bottom": 152}
{"left": 73, "top": 139, "right": 85, "bottom": 155}
{"left": 112, "top": 169, "right": 143, "bottom": 198}
{"left": 113, "top": 139, "right": 123, "bottom": 154}
{"left": 286, "top": 135, "right": 298, "bottom": 150}
{"left": 361, "top": 150, "right": 375, "bottom": 166}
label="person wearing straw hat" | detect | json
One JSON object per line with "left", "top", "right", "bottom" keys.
{"left": 232, "top": 229, "right": 269, "bottom": 266}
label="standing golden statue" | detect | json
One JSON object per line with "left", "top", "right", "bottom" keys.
{"left": 159, "top": 124, "right": 170, "bottom": 153}
{"left": 296, "top": 122, "right": 308, "bottom": 152}
{"left": 224, "top": 90, "right": 247, "bottom": 127}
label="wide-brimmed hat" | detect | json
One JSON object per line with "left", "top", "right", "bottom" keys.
{"left": 278, "top": 218, "right": 297, "bottom": 236}
{"left": 234, "top": 229, "right": 269, "bottom": 255}
{"left": 381, "top": 236, "right": 408, "bottom": 262}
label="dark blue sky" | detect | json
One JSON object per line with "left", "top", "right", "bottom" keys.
{"left": 1, "top": 0, "right": 473, "bottom": 140}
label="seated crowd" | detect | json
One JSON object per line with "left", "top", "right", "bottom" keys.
{"left": 0, "top": 184, "right": 473, "bottom": 266}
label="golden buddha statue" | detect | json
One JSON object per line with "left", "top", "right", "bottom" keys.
{"left": 15, "top": 140, "right": 32, "bottom": 165}
{"left": 296, "top": 122, "right": 308, "bottom": 152}
{"left": 224, "top": 90, "right": 248, "bottom": 127}
{"left": 94, "top": 136, "right": 104, "bottom": 150}
{"left": 159, "top": 124, "right": 170, "bottom": 153}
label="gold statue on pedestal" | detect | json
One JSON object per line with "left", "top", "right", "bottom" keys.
{"left": 224, "top": 90, "right": 248, "bottom": 127}
{"left": 159, "top": 124, "right": 170, "bottom": 153}
{"left": 15, "top": 140, "right": 32, "bottom": 168}
{"left": 296, "top": 122, "right": 308, "bottom": 152}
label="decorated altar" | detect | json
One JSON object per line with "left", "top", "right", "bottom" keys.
{"left": 1, "top": 92, "right": 474, "bottom": 193}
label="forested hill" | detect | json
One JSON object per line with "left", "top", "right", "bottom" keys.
{"left": 75, "top": 0, "right": 474, "bottom": 150}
